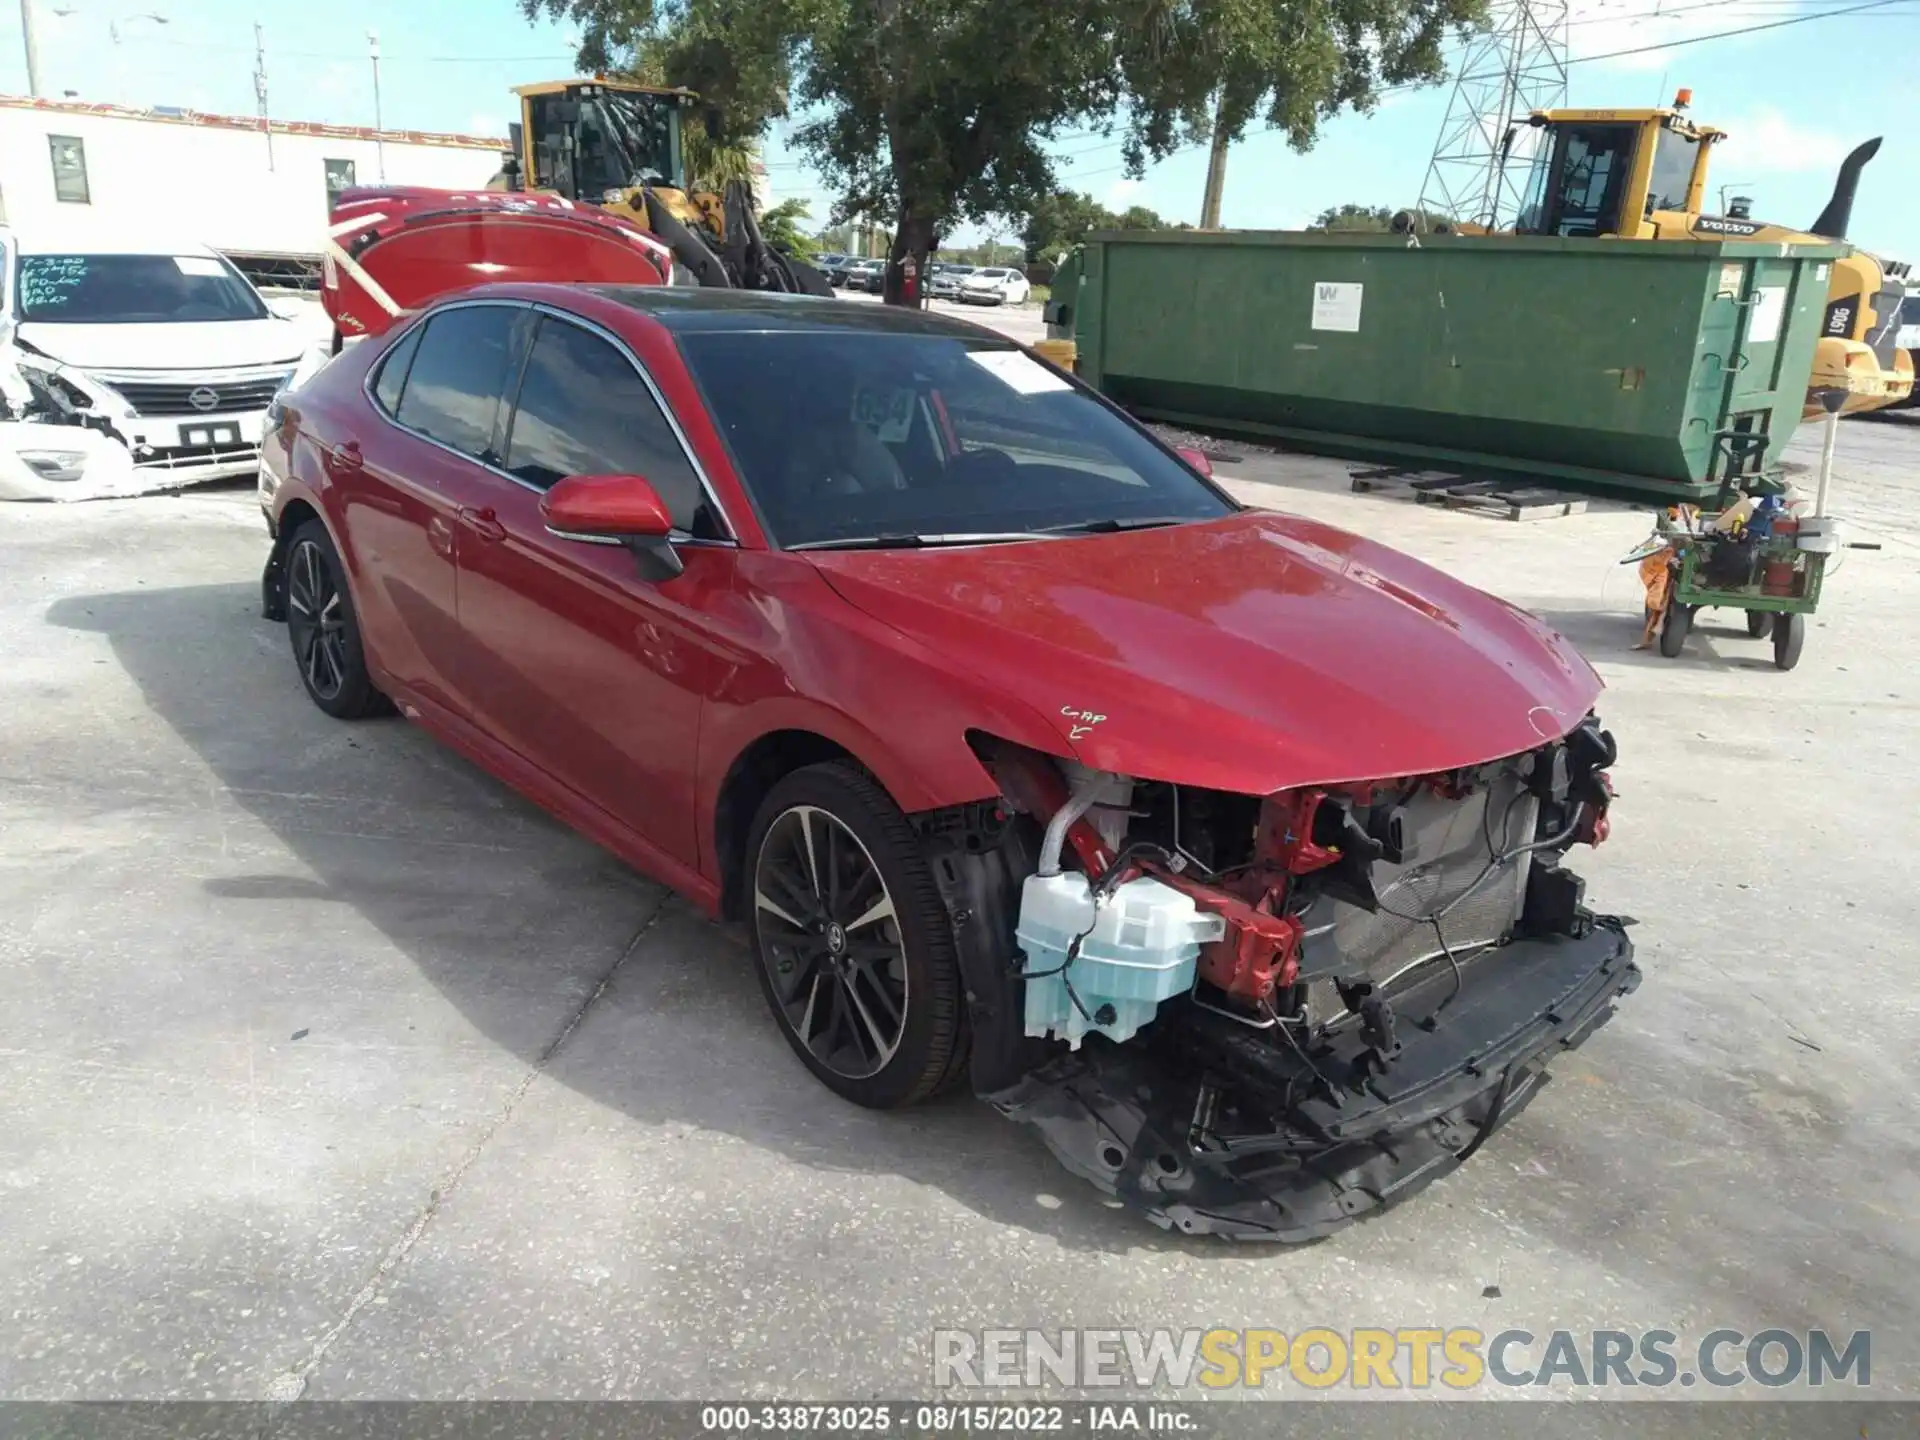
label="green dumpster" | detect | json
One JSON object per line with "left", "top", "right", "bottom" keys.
{"left": 1067, "top": 229, "right": 1844, "bottom": 501}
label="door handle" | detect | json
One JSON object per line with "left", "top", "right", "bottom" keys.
{"left": 329, "top": 440, "right": 364, "bottom": 472}
{"left": 461, "top": 506, "right": 507, "bottom": 543}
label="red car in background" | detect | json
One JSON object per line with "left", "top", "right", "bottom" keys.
{"left": 258, "top": 285, "right": 1636, "bottom": 1240}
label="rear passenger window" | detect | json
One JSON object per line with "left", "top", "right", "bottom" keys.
{"left": 504, "top": 314, "right": 718, "bottom": 535}
{"left": 371, "top": 324, "right": 423, "bottom": 416}
{"left": 393, "top": 305, "right": 518, "bottom": 460}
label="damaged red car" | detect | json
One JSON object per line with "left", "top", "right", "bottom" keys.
{"left": 259, "top": 284, "right": 1637, "bottom": 1240}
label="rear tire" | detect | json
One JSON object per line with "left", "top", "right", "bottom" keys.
{"left": 1658, "top": 603, "right": 1692, "bottom": 658}
{"left": 744, "top": 762, "right": 966, "bottom": 1110}
{"left": 1772, "top": 611, "right": 1806, "bottom": 671}
{"left": 1745, "top": 610, "right": 1774, "bottom": 639}
{"left": 284, "top": 519, "right": 387, "bottom": 719}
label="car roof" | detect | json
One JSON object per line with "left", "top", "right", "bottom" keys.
{"left": 7, "top": 221, "right": 220, "bottom": 258}
{"left": 587, "top": 286, "right": 1012, "bottom": 340}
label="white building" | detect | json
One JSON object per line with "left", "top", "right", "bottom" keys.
{"left": 0, "top": 95, "right": 509, "bottom": 280}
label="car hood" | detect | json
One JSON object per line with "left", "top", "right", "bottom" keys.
{"left": 18, "top": 318, "right": 307, "bottom": 372}
{"left": 808, "top": 511, "right": 1603, "bottom": 795}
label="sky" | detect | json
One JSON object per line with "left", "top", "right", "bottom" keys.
{"left": 4, "top": 0, "right": 1917, "bottom": 257}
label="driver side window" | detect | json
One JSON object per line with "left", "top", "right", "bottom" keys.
{"left": 502, "top": 313, "right": 720, "bottom": 538}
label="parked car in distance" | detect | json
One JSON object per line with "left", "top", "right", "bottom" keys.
{"left": 957, "top": 266, "right": 1031, "bottom": 306}
{"left": 258, "top": 284, "right": 1633, "bottom": 1242}
{"left": 927, "top": 263, "right": 973, "bottom": 299}
{"left": 844, "top": 258, "right": 886, "bottom": 293}
{"left": 814, "top": 254, "right": 854, "bottom": 286}
{"left": 0, "top": 219, "right": 317, "bottom": 499}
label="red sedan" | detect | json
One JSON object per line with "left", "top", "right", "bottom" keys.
{"left": 259, "top": 285, "right": 1636, "bottom": 1240}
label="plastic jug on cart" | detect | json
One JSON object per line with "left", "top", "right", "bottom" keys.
{"left": 1016, "top": 872, "right": 1225, "bottom": 1048}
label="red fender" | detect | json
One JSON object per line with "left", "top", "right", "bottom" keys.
{"left": 323, "top": 187, "right": 674, "bottom": 339}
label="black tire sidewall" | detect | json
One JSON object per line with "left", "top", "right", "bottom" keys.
{"left": 743, "top": 763, "right": 962, "bottom": 1110}
{"left": 1746, "top": 610, "right": 1774, "bottom": 639}
{"left": 1659, "top": 604, "right": 1691, "bottom": 657}
{"left": 1773, "top": 611, "right": 1806, "bottom": 670}
{"left": 286, "top": 518, "right": 380, "bottom": 719}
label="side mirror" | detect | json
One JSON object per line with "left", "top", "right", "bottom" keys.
{"left": 1174, "top": 446, "right": 1213, "bottom": 479}
{"left": 541, "top": 473, "right": 684, "bottom": 581}
{"left": 703, "top": 105, "right": 725, "bottom": 142}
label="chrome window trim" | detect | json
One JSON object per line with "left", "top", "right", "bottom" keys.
{"left": 359, "top": 295, "right": 740, "bottom": 546}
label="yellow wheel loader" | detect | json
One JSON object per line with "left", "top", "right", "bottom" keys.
{"left": 324, "top": 77, "right": 830, "bottom": 341}
{"left": 501, "top": 79, "right": 831, "bottom": 295}
{"left": 1448, "top": 94, "right": 1912, "bottom": 418}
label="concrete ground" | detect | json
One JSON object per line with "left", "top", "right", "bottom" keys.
{"left": 1, "top": 396, "right": 1916, "bottom": 1404}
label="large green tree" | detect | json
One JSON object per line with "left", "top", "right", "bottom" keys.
{"left": 526, "top": 0, "right": 1481, "bottom": 302}
{"left": 1022, "top": 188, "right": 1173, "bottom": 264}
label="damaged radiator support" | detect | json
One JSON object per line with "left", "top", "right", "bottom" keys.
{"left": 957, "top": 718, "right": 1633, "bottom": 1240}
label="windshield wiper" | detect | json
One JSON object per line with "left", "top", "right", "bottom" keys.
{"left": 1040, "top": 516, "right": 1186, "bottom": 535}
{"left": 790, "top": 532, "right": 1053, "bottom": 552}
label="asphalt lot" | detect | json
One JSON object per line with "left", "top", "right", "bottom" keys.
{"left": 2, "top": 363, "right": 1917, "bottom": 1401}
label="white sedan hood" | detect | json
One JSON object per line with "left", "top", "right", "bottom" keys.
{"left": 17, "top": 318, "right": 307, "bottom": 371}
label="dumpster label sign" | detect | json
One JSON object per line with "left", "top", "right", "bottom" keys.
{"left": 1748, "top": 285, "right": 1786, "bottom": 345}
{"left": 1312, "top": 282, "right": 1363, "bottom": 332}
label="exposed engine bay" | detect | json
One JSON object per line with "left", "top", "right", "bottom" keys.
{"left": 917, "top": 716, "right": 1636, "bottom": 1240}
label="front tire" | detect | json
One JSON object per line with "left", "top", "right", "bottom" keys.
{"left": 284, "top": 519, "right": 387, "bottom": 719}
{"left": 1773, "top": 611, "right": 1806, "bottom": 670}
{"left": 1658, "top": 603, "right": 1692, "bottom": 658}
{"left": 1745, "top": 610, "right": 1774, "bottom": 639}
{"left": 745, "top": 762, "right": 966, "bottom": 1109}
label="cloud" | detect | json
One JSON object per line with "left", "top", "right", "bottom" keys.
{"left": 1713, "top": 108, "right": 1854, "bottom": 176}
{"left": 1102, "top": 177, "right": 1142, "bottom": 210}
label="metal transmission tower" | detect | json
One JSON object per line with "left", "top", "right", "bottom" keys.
{"left": 1417, "top": 0, "right": 1570, "bottom": 229}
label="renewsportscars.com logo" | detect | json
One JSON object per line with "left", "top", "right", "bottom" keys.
{"left": 932, "top": 1328, "right": 1871, "bottom": 1391}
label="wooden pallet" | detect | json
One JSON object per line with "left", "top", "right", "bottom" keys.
{"left": 1349, "top": 467, "right": 1589, "bottom": 521}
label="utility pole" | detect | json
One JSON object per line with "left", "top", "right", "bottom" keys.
{"left": 18, "top": 0, "right": 42, "bottom": 97}
{"left": 368, "top": 30, "right": 385, "bottom": 181}
{"left": 1199, "top": 104, "right": 1230, "bottom": 229}
{"left": 254, "top": 20, "right": 274, "bottom": 170}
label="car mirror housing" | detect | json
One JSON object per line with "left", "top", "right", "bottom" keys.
{"left": 1174, "top": 446, "right": 1214, "bottom": 479}
{"left": 541, "top": 473, "right": 684, "bottom": 581}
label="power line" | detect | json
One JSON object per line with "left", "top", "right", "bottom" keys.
{"left": 1065, "top": 0, "right": 1908, "bottom": 181}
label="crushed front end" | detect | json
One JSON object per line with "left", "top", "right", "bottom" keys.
{"left": 926, "top": 717, "right": 1636, "bottom": 1241}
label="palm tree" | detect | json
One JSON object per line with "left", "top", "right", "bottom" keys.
{"left": 755, "top": 199, "right": 815, "bottom": 258}
{"left": 681, "top": 129, "right": 761, "bottom": 194}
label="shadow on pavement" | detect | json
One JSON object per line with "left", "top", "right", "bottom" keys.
{"left": 47, "top": 580, "right": 1212, "bottom": 1256}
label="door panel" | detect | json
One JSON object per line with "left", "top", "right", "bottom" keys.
{"left": 451, "top": 311, "right": 729, "bottom": 865}
{"left": 337, "top": 304, "right": 522, "bottom": 714}
{"left": 455, "top": 485, "right": 728, "bottom": 865}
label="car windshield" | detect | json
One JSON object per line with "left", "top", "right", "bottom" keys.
{"left": 675, "top": 329, "right": 1236, "bottom": 548}
{"left": 974, "top": 269, "right": 1007, "bottom": 279}
{"left": 16, "top": 252, "right": 269, "bottom": 324}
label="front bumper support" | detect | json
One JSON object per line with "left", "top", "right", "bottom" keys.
{"left": 988, "top": 920, "right": 1638, "bottom": 1241}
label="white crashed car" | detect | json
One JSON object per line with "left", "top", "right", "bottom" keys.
{"left": 0, "top": 220, "right": 327, "bottom": 501}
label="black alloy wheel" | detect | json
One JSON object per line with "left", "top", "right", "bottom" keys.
{"left": 284, "top": 519, "right": 386, "bottom": 719}
{"left": 745, "top": 762, "right": 967, "bottom": 1109}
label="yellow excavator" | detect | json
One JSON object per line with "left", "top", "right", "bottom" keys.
{"left": 325, "top": 76, "right": 828, "bottom": 340}
{"left": 1442, "top": 92, "right": 1912, "bottom": 417}
{"left": 497, "top": 78, "right": 831, "bottom": 294}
